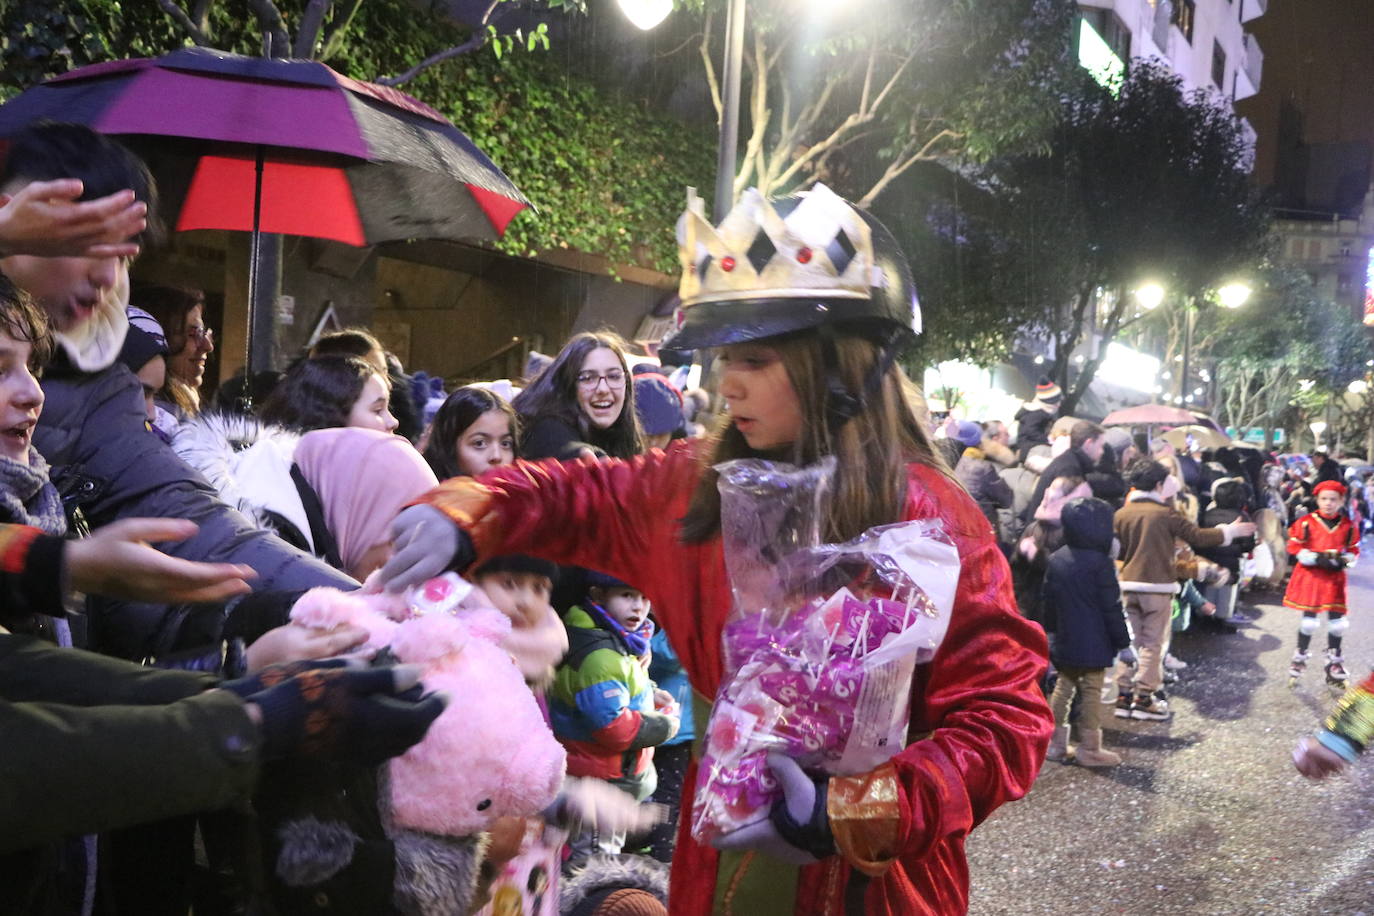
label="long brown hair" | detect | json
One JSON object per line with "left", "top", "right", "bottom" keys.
{"left": 680, "top": 332, "right": 947, "bottom": 544}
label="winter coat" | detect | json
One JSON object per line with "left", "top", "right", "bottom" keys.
{"left": 955, "top": 447, "right": 1014, "bottom": 530}
{"left": 33, "top": 358, "right": 353, "bottom": 661}
{"left": 1114, "top": 493, "right": 1227, "bottom": 592}
{"left": 520, "top": 416, "right": 609, "bottom": 462}
{"left": 1023, "top": 447, "right": 1097, "bottom": 523}
{"left": 1197, "top": 480, "right": 1256, "bottom": 576}
{"left": 0, "top": 634, "right": 259, "bottom": 916}
{"left": 1014, "top": 404, "right": 1055, "bottom": 458}
{"left": 549, "top": 606, "right": 675, "bottom": 787}
{"left": 1042, "top": 499, "right": 1130, "bottom": 669}
{"left": 418, "top": 442, "right": 1052, "bottom": 916}
{"left": 648, "top": 628, "right": 695, "bottom": 747}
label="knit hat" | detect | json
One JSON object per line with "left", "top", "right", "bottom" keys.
{"left": 116, "top": 324, "right": 167, "bottom": 375}
{"left": 1102, "top": 426, "right": 1134, "bottom": 454}
{"left": 569, "top": 889, "right": 666, "bottom": 916}
{"left": 1035, "top": 377, "right": 1062, "bottom": 404}
{"left": 471, "top": 554, "right": 559, "bottom": 585}
{"left": 633, "top": 373, "right": 684, "bottom": 437}
{"left": 952, "top": 419, "right": 983, "bottom": 449}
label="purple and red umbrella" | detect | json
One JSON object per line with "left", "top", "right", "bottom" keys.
{"left": 0, "top": 48, "right": 531, "bottom": 384}
{"left": 0, "top": 47, "right": 529, "bottom": 245}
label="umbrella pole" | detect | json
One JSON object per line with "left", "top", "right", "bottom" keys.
{"left": 241, "top": 146, "right": 266, "bottom": 412}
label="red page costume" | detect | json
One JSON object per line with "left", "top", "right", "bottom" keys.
{"left": 418, "top": 442, "right": 1052, "bottom": 916}
{"left": 1284, "top": 511, "right": 1359, "bottom": 613}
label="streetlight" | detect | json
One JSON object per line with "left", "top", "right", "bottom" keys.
{"left": 1310, "top": 420, "right": 1328, "bottom": 451}
{"left": 1137, "top": 281, "right": 1250, "bottom": 407}
{"left": 1134, "top": 283, "right": 1165, "bottom": 311}
{"left": 1350, "top": 379, "right": 1369, "bottom": 395}
{"left": 616, "top": 0, "right": 674, "bottom": 30}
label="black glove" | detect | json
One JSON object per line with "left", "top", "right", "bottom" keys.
{"left": 245, "top": 665, "right": 446, "bottom": 765}
{"left": 220, "top": 657, "right": 356, "bottom": 699}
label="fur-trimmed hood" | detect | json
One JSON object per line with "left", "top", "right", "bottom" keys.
{"left": 171, "top": 411, "right": 311, "bottom": 548}
{"left": 559, "top": 853, "right": 669, "bottom": 915}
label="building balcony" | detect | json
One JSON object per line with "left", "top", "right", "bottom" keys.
{"left": 1241, "top": 0, "right": 1267, "bottom": 24}
{"left": 1235, "top": 32, "right": 1262, "bottom": 99}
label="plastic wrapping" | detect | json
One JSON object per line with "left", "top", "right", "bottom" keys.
{"left": 691, "top": 459, "right": 961, "bottom": 844}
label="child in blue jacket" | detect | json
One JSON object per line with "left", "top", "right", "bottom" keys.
{"left": 1042, "top": 497, "right": 1131, "bottom": 767}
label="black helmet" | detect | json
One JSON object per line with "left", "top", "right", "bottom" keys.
{"left": 661, "top": 184, "right": 919, "bottom": 352}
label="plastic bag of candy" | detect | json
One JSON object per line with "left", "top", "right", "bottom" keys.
{"left": 691, "top": 459, "right": 961, "bottom": 844}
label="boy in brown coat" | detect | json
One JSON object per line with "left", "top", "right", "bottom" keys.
{"left": 1113, "top": 459, "right": 1255, "bottom": 720}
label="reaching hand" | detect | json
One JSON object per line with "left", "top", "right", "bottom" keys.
{"left": 0, "top": 180, "right": 147, "bottom": 259}
{"left": 64, "top": 518, "right": 256, "bottom": 603}
{"left": 551, "top": 777, "right": 666, "bottom": 837}
{"left": 243, "top": 623, "right": 372, "bottom": 672}
{"left": 379, "top": 504, "right": 470, "bottom": 593}
{"left": 1292, "top": 736, "right": 1348, "bottom": 780}
{"left": 713, "top": 754, "right": 833, "bottom": 865}
{"left": 241, "top": 663, "right": 446, "bottom": 765}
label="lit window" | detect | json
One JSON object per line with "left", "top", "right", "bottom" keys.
{"left": 1173, "top": 0, "right": 1196, "bottom": 42}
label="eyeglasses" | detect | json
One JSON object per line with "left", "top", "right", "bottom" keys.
{"left": 187, "top": 326, "right": 214, "bottom": 345}
{"left": 576, "top": 369, "right": 626, "bottom": 389}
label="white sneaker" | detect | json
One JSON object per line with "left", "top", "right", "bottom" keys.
{"left": 1163, "top": 653, "right": 1188, "bottom": 671}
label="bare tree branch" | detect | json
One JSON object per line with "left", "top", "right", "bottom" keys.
{"left": 156, "top": 0, "right": 212, "bottom": 45}
{"left": 247, "top": 0, "right": 291, "bottom": 57}
{"left": 656, "top": 31, "right": 705, "bottom": 60}
{"left": 699, "top": 10, "right": 723, "bottom": 124}
{"left": 734, "top": 28, "right": 771, "bottom": 199}
{"left": 856, "top": 128, "right": 960, "bottom": 207}
{"left": 294, "top": 0, "right": 331, "bottom": 58}
{"left": 377, "top": 1, "right": 507, "bottom": 86}
{"left": 321, "top": 0, "right": 364, "bottom": 59}
{"left": 191, "top": 0, "right": 213, "bottom": 36}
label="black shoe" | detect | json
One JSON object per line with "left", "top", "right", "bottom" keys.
{"left": 1131, "top": 694, "right": 1172, "bottom": 721}
{"left": 1113, "top": 692, "right": 1134, "bottom": 719}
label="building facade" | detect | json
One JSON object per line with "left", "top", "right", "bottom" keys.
{"left": 1078, "top": 0, "right": 1264, "bottom": 146}
{"left": 1271, "top": 186, "right": 1374, "bottom": 330}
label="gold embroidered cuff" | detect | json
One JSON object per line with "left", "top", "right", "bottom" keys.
{"left": 827, "top": 761, "right": 901, "bottom": 877}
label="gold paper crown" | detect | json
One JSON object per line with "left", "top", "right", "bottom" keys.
{"left": 676, "top": 184, "right": 879, "bottom": 309}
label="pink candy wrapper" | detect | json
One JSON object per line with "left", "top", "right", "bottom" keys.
{"left": 691, "top": 459, "right": 960, "bottom": 844}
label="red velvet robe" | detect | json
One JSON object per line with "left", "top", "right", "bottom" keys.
{"left": 1284, "top": 511, "right": 1359, "bottom": 614}
{"left": 455, "top": 442, "right": 1052, "bottom": 915}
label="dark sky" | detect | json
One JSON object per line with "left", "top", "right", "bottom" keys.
{"left": 1235, "top": 0, "right": 1374, "bottom": 187}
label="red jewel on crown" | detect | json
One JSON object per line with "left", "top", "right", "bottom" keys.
{"left": 720, "top": 256, "right": 737, "bottom": 272}
{"left": 796, "top": 247, "right": 813, "bottom": 264}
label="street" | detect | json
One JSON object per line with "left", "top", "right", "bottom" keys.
{"left": 967, "top": 556, "right": 1374, "bottom": 915}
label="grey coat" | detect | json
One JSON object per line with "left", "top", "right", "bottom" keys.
{"left": 34, "top": 358, "right": 354, "bottom": 660}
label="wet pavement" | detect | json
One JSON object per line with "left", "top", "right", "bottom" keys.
{"left": 967, "top": 557, "right": 1374, "bottom": 915}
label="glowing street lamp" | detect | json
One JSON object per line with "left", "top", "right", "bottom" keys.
{"left": 616, "top": 0, "right": 674, "bottom": 30}
{"left": 1310, "top": 420, "right": 1328, "bottom": 449}
{"left": 1350, "top": 379, "right": 1369, "bottom": 395}
{"left": 1134, "top": 283, "right": 1165, "bottom": 310}
{"left": 1217, "top": 282, "right": 1252, "bottom": 309}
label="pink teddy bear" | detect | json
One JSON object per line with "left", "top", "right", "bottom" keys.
{"left": 290, "top": 576, "right": 566, "bottom": 836}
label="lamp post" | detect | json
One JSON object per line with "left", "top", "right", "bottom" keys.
{"left": 1134, "top": 281, "right": 1249, "bottom": 407}
{"left": 715, "top": 0, "right": 747, "bottom": 218}
{"left": 1310, "top": 419, "right": 1328, "bottom": 452}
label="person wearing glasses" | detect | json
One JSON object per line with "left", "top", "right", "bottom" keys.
{"left": 131, "top": 285, "right": 215, "bottom": 422}
{"left": 513, "top": 331, "right": 645, "bottom": 462}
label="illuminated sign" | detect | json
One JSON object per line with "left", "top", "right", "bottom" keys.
{"left": 1364, "top": 246, "right": 1374, "bottom": 327}
{"left": 1095, "top": 342, "right": 1161, "bottom": 393}
{"left": 1079, "top": 19, "right": 1126, "bottom": 95}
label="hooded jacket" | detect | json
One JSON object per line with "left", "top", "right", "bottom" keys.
{"left": 415, "top": 442, "right": 1052, "bottom": 916}
{"left": 1042, "top": 499, "right": 1130, "bottom": 669}
{"left": 954, "top": 446, "right": 1014, "bottom": 530}
{"left": 35, "top": 355, "right": 353, "bottom": 660}
{"left": 549, "top": 606, "right": 676, "bottom": 785}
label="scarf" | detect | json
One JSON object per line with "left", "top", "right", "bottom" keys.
{"left": 584, "top": 601, "right": 653, "bottom": 658}
{"left": 55, "top": 286, "right": 129, "bottom": 373}
{"left": 0, "top": 450, "right": 67, "bottom": 536}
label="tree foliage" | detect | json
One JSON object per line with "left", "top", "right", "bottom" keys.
{"left": 0, "top": 0, "right": 713, "bottom": 273}
{"left": 962, "top": 62, "right": 1270, "bottom": 413}
{"left": 1211, "top": 267, "right": 1371, "bottom": 448}
{"left": 676, "top": 0, "right": 1077, "bottom": 210}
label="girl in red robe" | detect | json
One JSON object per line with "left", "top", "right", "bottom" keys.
{"left": 1285, "top": 479, "right": 1359, "bottom": 684}
{"left": 379, "top": 186, "right": 1052, "bottom": 916}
